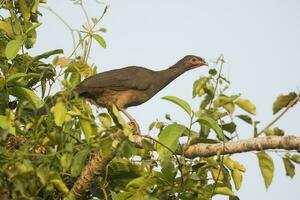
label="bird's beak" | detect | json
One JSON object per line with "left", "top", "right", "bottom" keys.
{"left": 195, "top": 60, "right": 208, "bottom": 67}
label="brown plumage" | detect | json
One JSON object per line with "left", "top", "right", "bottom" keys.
{"left": 75, "top": 55, "right": 207, "bottom": 134}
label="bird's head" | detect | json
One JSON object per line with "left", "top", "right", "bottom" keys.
{"left": 181, "top": 55, "right": 208, "bottom": 70}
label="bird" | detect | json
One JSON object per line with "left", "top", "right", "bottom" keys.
{"left": 74, "top": 55, "right": 208, "bottom": 135}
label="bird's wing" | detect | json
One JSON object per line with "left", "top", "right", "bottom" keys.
{"left": 76, "top": 66, "right": 154, "bottom": 91}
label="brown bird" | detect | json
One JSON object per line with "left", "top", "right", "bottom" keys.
{"left": 74, "top": 55, "right": 207, "bottom": 134}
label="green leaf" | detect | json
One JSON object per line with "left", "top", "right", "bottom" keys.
{"left": 36, "top": 164, "right": 49, "bottom": 185}
{"left": 60, "top": 153, "right": 73, "bottom": 172}
{"left": 232, "top": 169, "right": 243, "bottom": 190}
{"left": 5, "top": 36, "right": 23, "bottom": 60}
{"left": 213, "top": 95, "right": 239, "bottom": 108}
{"left": 235, "top": 98, "right": 256, "bottom": 115}
{"left": 209, "top": 68, "right": 217, "bottom": 76}
{"left": 157, "top": 124, "right": 185, "bottom": 163}
{"left": 92, "top": 34, "right": 107, "bottom": 48}
{"left": 197, "top": 115, "right": 225, "bottom": 141}
{"left": 221, "top": 122, "right": 236, "bottom": 134}
{"left": 290, "top": 154, "right": 300, "bottom": 164}
{"left": 79, "top": 118, "right": 96, "bottom": 142}
{"left": 18, "top": 0, "right": 31, "bottom": 21}
{"left": 263, "top": 127, "right": 285, "bottom": 136}
{"left": 162, "top": 96, "right": 192, "bottom": 116}
{"left": 9, "top": 86, "right": 43, "bottom": 109}
{"left": 51, "top": 101, "right": 67, "bottom": 127}
{"left": 272, "top": 92, "right": 297, "bottom": 114}
{"left": 98, "top": 113, "right": 112, "bottom": 128}
{"left": 256, "top": 151, "right": 274, "bottom": 189}
{"left": 50, "top": 179, "right": 69, "bottom": 195}
{"left": 71, "top": 149, "right": 89, "bottom": 177}
{"left": 236, "top": 115, "right": 253, "bottom": 125}
{"left": 282, "top": 158, "right": 295, "bottom": 178}
{"left": 25, "top": 22, "right": 42, "bottom": 34}
{"left": 214, "top": 186, "right": 235, "bottom": 196}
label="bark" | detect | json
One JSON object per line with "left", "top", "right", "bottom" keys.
{"left": 71, "top": 135, "right": 300, "bottom": 198}
{"left": 183, "top": 135, "right": 300, "bottom": 158}
{"left": 71, "top": 151, "right": 117, "bottom": 199}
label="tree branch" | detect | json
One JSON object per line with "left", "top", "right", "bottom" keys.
{"left": 71, "top": 151, "right": 117, "bottom": 199}
{"left": 71, "top": 131, "right": 125, "bottom": 199}
{"left": 183, "top": 135, "right": 300, "bottom": 158}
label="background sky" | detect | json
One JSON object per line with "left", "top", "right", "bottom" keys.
{"left": 34, "top": 0, "right": 300, "bottom": 199}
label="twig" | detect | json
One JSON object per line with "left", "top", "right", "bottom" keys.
{"left": 257, "top": 95, "right": 300, "bottom": 136}
{"left": 40, "top": 5, "right": 77, "bottom": 51}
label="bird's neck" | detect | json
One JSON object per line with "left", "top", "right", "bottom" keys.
{"left": 155, "top": 63, "right": 187, "bottom": 90}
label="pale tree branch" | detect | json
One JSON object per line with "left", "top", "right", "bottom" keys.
{"left": 71, "top": 133, "right": 300, "bottom": 199}
{"left": 183, "top": 135, "right": 300, "bottom": 158}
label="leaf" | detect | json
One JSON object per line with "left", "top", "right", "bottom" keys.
{"left": 36, "top": 165, "right": 49, "bottom": 186}
{"left": 18, "top": 0, "right": 31, "bottom": 21}
{"left": 213, "top": 95, "right": 239, "bottom": 108}
{"left": 98, "top": 113, "right": 112, "bottom": 128}
{"left": 232, "top": 169, "right": 243, "bottom": 190}
{"left": 157, "top": 124, "right": 185, "bottom": 164}
{"left": 51, "top": 101, "right": 67, "bottom": 127}
{"left": 264, "top": 127, "right": 285, "bottom": 136}
{"left": 5, "top": 36, "right": 23, "bottom": 60}
{"left": 256, "top": 151, "right": 274, "bottom": 189}
{"left": 209, "top": 68, "right": 217, "bottom": 76}
{"left": 282, "top": 158, "right": 295, "bottom": 178}
{"left": 25, "top": 22, "right": 42, "bottom": 34}
{"left": 71, "top": 149, "right": 89, "bottom": 177}
{"left": 236, "top": 115, "right": 253, "bottom": 125}
{"left": 50, "top": 179, "right": 69, "bottom": 195}
{"left": 223, "top": 102, "right": 235, "bottom": 114}
{"left": 79, "top": 118, "right": 96, "bottom": 142}
{"left": 60, "top": 153, "right": 73, "bottom": 172}
{"left": 214, "top": 186, "right": 235, "bottom": 196}
{"left": 98, "top": 27, "right": 107, "bottom": 32}
{"left": 162, "top": 96, "right": 192, "bottom": 116}
{"left": 290, "top": 154, "right": 300, "bottom": 164}
{"left": 221, "top": 122, "right": 236, "bottom": 134}
{"left": 92, "top": 34, "right": 107, "bottom": 48}
{"left": 9, "top": 86, "right": 43, "bottom": 109}
{"left": 272, "top": 92, "right": 297, "bottom": 114}
{"left": 197, "top": 115, "right": 225, "bottom": 141}
{"left": 235, "top": 98, "right": 256, "bottom": 115}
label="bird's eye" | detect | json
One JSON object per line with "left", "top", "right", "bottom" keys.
{"left": 191, "top": 58, "right": 198, "bottom": 62}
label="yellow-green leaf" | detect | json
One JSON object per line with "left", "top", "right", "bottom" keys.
{"left": 98, "top": 113, "right": 112, "bottom": 128}
{"left": 235, "top": 98, "right": 256, "bottom": 115}
{"left": 232, "top": 169, "right": 243, "bottom": 190}
{"left": 162, "top": 96, "right": 192, "bottom": 116}
{"left": 5, "top": 36, "right": 23, "bottom": 60}
{"left": 283, "top": 158, "right": 295, "bottom": 178}
{"left": 79, "top": 118, "right": 96, "bottom": 142}
{"left": 197, "top": 115, "right": 225, "bottom": 141}
{"left": 92, "top": 34, "right": 107, "bottom": 48}
{"left": 50, "top": 179, "right": 69, "bottom": 195}
{"left": 18, "top": 0, "right": 31, "bottom": 21}
{"left": 257, "top": 151, "right": 274, "bottom": 189}
{"left": 272, "top": 92, "right": 297, "bottom": 114}
{"left": 51, "top": 101, "right": 67, "bottom": 127}
{"left": 214, "top": 186, "right": 235, "bottom": 196}
{"left": 157, "top": 124, "right": 185, "bottom": 164}
{"left": 71, "top": 150, "right": 89, "bottom": 177}
{"left": 9, "top": 86, "right": 43, "bottom": 109}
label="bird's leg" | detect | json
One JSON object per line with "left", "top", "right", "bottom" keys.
{"left": 120, "top": 109, "right": 141, "bottom": 135}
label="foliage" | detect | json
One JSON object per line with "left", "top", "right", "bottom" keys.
{"left": 0, "top": 1, "right": 299, "bottom": 200}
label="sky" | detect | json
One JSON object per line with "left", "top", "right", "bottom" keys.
{"left": 33, "top": 0, "right": 300, "bottom": 199}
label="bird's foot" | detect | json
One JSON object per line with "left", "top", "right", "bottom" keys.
{"left": 129, "top": 120, "right": 141, "bottom": 135}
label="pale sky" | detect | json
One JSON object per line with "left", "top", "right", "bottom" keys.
{"left": 34, "top": 0, "right": 300, "bottom": 199}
